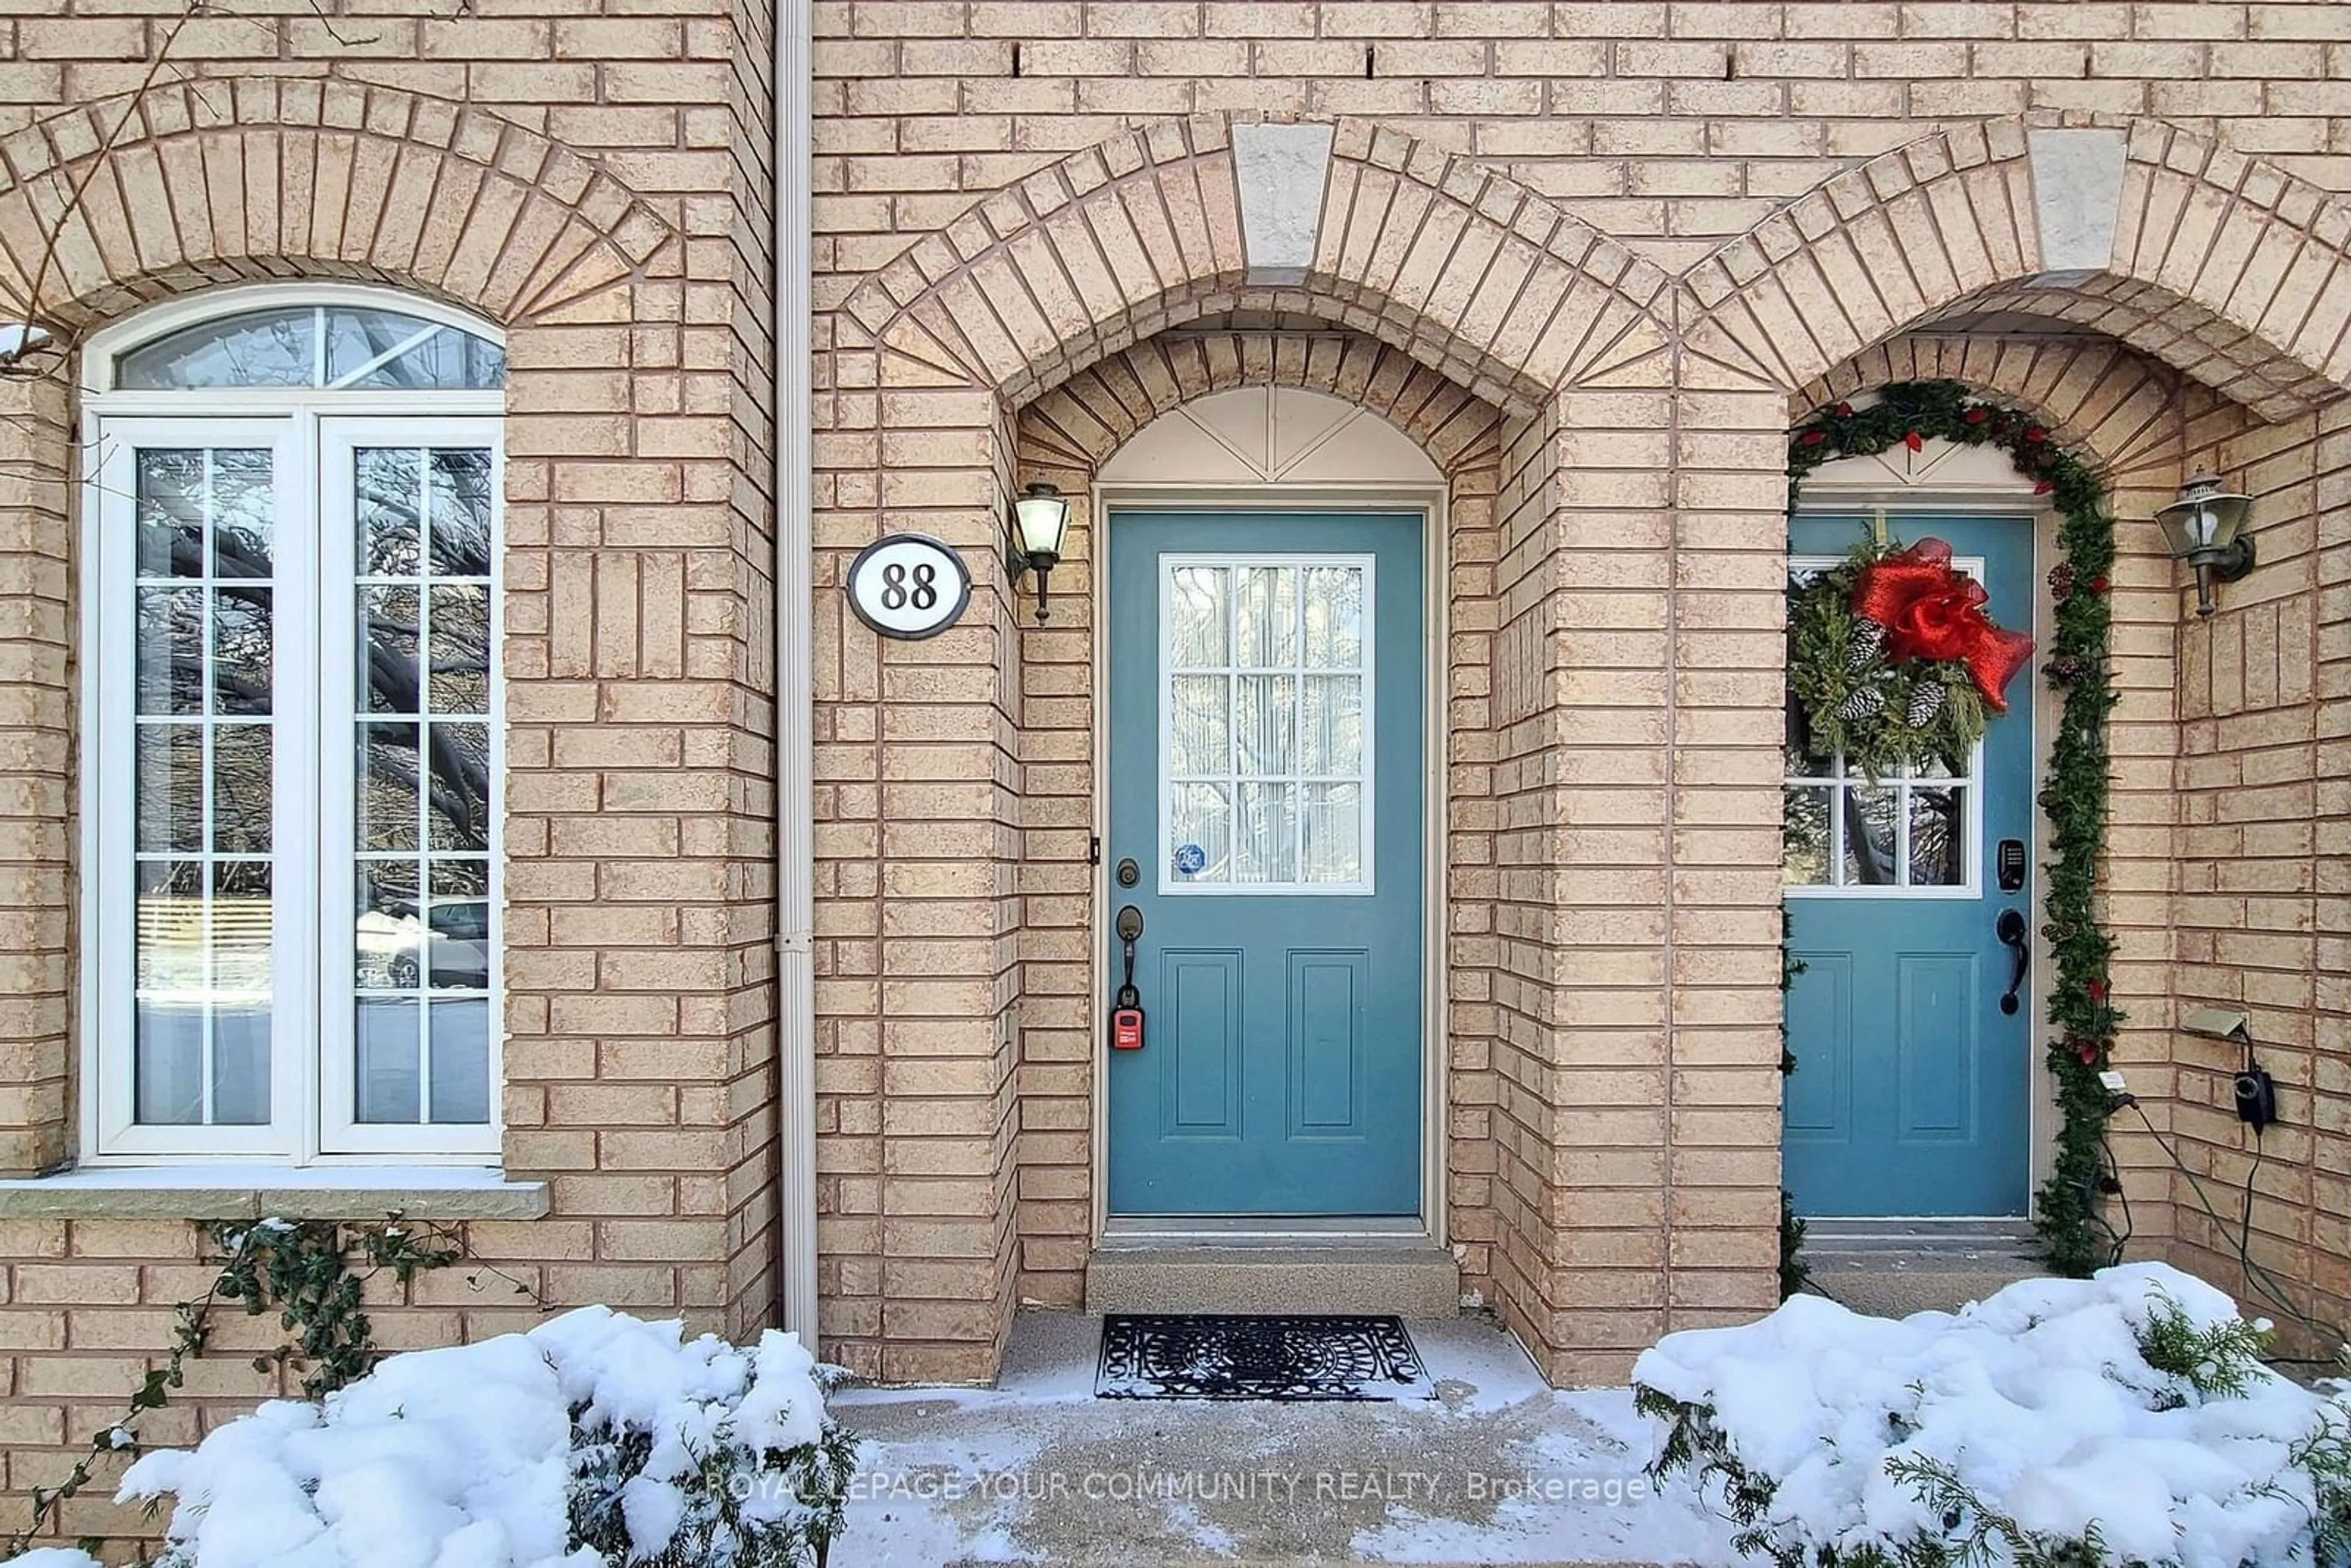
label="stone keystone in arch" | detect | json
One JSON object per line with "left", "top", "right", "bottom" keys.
{"left": 1230, "top": 124, "right": 1337, "bottom": 288}
{"left": 834, "top": 113, "right": 1678, "bottom": 419}
{"left": 1683, "top": 113, "right": 2351, "bottom": 423}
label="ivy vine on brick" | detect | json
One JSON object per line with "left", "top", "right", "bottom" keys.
{"left": 1789, "top": 380, "right": 2123, "bottom": 1278}
{"left": 5, "top": 1214, "right": 519, "bottom": 1558}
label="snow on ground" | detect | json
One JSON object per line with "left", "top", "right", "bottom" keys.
{"left": 90, "top": 1305, "right": 835, "bottom": 1568}
{"left": 833, "top": 1313, "right": 1737, "bottom": 1566}
{"left": 1633, "top": 1261, "right": 2351, "bottom": 1567}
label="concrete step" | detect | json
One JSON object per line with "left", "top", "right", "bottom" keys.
{"left": 1797, "top": 1218, "right": 2045, "bottom": 1318}
{"left": 1801, "top": 1217, "right": 2041, "bottom": 1258}
{"left": 1084, "top": 1241, "right": 1461, "bottom": 1316}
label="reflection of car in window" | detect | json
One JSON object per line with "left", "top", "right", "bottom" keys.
{"left": 354, "top": 896, "right": 490, "bottom": 989}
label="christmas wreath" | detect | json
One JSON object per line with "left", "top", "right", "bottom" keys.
{"left": 1787, "top": 381, "right": 2121, "bottom": 1278}
{"left": 1788, "top": 534, "right": 2034, "bottom": 779}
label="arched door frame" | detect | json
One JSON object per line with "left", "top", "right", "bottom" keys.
{"left": 1089, "top": 386, "right": 1453, "bottom": 1242}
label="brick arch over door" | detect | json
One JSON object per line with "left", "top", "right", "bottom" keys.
{"left": 1799, "top": 333, "right": 2191, "bottom": 482}
{"left": 1791, "top": 332, "right": 2199, "bottom": 1283}
{"left": 1021, "top": 331, "right": 1504, "bottom": 479}
{"left": 1684, "top": 115, "right": 2351, "bottom": 422}
{"left": 996, "top": 329, "right": 1560, "bottom": 1348}
{"left": 830, "top": 113, "right": 1678, "bottom": 419}
{"left": 0, "top": 77, "right": 680, "bottom": 334}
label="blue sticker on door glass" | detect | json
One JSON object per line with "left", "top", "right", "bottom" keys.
{"left": 1174, "top": 843, "right": 1207, "bottom": 876}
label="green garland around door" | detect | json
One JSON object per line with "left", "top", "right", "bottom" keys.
{"left": 1787, "top": 380, "right": 2123, "bottom": 1277}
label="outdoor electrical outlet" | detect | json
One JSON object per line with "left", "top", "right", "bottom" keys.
{"left": 2099, "top": 1070, "right": 2129, "bottom": 1095}
{"left": 2233, "top": 1067, "right": 2278, "bottom": 1131}
{"left": 2183, "top": 1005, "right": 2253, "bottom": 1043}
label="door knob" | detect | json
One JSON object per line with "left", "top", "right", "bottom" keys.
{"left": 1111, "top": 905, "right": 1146, "bottom": 1051}
{"left": 1995, "top": 908, "right": 2029, "bottom": 1016}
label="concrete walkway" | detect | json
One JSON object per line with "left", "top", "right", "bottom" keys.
{"left": 830, "top": 1311, "right": 1739, "bottom": 1567}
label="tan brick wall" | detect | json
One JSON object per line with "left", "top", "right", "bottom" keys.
{"left": 0, "top": 13, "right": 2343, "bottom": 1540}
{"left": 813, "top": 1, "right": 2351, "bottom": 289}
{"left": 1009, "top": 328, "right": 1507, "bottom": 1309}
{"left": 1805, "top": 334, "right": 2198, "bottom": 1260}
{"left": 2168, "top": 392, "right": 2351, "bottom": 1357}
{"left": 0, "top": 366, "right": 71, "bottom": 1182}
{"left": 812, "top": 51, "right": 2351, "bottom": 1382}
{"left": 0, "top": 7, "right": 780, "bottom": 1535}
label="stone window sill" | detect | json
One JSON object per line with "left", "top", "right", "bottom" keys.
{"left": 0, "top": 1165, "right": 550, "bottom": 1221}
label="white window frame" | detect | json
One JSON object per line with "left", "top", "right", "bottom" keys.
{"left": 1782, "top": 551, "right": 1987, "bottom": 902}
{"left": 80, "top": 288, "right": 505, "bottom": 1166}
{"left": 1157, "top": 551, "right": 1378, "bottom": 898}
{"left": 317, "top": 419, "right": 506, "bottom": 1158}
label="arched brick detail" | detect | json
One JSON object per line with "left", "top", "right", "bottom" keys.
{"left": 1798, "top": 333, "right": 2189, "bottom": 481}
{"left": 1795, "top": 333, "right": 2197, "bottom": 1289}
{"left": 833, "top": 114, "right": 1675, "bottom": 419}
{"left": 1686, "top": 116, "right": 2351, "bottom": 422}
{"left": 1021, "top": 330, "right": 1503, "bottom": 478}
{"left": 0, "top": 77, "right": 679, "bottom": 332}
{"left": 0, "top": 58, "right": 778, "bottom": 1397}
{"left": 997, "top": 328, "right": 1515, "bottom": 1320}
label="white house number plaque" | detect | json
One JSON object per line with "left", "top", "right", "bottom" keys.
{"left": 846, "top": 533, "right": 973, "bottom": 640}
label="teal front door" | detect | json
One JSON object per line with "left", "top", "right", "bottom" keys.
{"left": 1106, "top": 510, "right": 1424, "bottom": 1217}
{"left": 1782, "top": 512, "right": 2036, "bottom": 1217}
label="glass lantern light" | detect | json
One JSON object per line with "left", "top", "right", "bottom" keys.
{"left": 2153, "top": 472, "right": 2256, "bottom": 617}
{"left": 1007, "top": 481, "right": 1071, "bottom": 622}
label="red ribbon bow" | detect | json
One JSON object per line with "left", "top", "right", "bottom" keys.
{"left": 1850, "top": 538, "right": 2035, "bottom": 711}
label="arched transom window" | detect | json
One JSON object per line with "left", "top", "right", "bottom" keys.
{"left": 82, "top": 287, "right": 505, "bottom": 1164}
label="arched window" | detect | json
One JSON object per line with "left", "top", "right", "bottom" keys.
{"left": 108, "top": 301, "right": 507, "bottom": 392}
{"left": 81, "top": 286, "right": 505, "bottom": 1164}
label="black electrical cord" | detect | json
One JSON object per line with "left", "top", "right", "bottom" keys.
{"left": 2124, "top": 1101, "right": 2344, "bottom": 1351}
{"left": 2093, "top": 1123, "right": 2132, "bottom": 1268}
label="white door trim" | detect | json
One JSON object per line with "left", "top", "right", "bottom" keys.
{"left": 1089, "top": 481, "right": 1452, "bottom": 1245}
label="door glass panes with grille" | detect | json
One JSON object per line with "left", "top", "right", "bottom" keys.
{"left": 1781, "top": 556, "right": 1982, "bottom": 898}
{"left": 1161, "top": 557, "right": 1374, "bottom": 895}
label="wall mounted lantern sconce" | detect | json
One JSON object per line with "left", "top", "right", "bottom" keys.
{"left": 1007, "top": 481, "right": 1071, "bottom": 622}
{"left": 2153, "top": 472, "right": 2256, "bottom": 617}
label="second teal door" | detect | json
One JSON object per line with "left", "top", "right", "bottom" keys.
{"left": 1106, "top": 509, "right": 1424, "bottom": 1217}
{"left": 1781, "top": 511, "right": 2036, "bottom": 1217}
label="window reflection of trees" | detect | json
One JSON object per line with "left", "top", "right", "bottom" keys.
{"left": 358, "top": 448, "right": 493, "bottom": 857}
{"left": 1843, "top": 788, "right": 1898, "bottom": 885}
{"left": 130, "top": 449, "right": 495, "bottom": 858}
{"left": 1908, "top": 789, "right": 1962, "bottom": 885}
{"left": 117, "top": 307, "right": 508, "bottom": 393}
{"left": 1783, "top": 781, "right": 1967, "bottom": 890}
{"left": 119, "top": 309, "right": 315, "bottom": 388}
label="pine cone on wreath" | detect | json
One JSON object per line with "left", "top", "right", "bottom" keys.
{"left": 1835, "top": 685, "right": 1887, "bottom": 722}
{"left": 2047, "top": 561, "right": 2075, "bottom": 599}
{"left": 1847, "top": 618, "right": 1887, "bottom": 671}
{"left": 1907, "top": 681, "right": 1946, "bottom": 727}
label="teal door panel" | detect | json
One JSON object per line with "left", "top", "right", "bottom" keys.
{"left": 1106, "top": 509, "right": 1423, "bottom": 1217}
{"left": 1782, "top": 512, "right": 2034, "bottom": 1218}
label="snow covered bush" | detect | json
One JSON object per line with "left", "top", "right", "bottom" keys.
{"left": 1633, "top": 1262, "right": 2351, "bottom": 1568}
{"left": 110, "top": 1306, "right": 857, "bottom": 1568}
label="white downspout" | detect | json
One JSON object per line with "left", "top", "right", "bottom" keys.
{"left": 774, "top": 0, "right": 818, "bottom": 1347}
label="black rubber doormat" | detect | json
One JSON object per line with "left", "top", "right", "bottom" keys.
{"left": 1095, "top": 1313, "right": 1433, "bottom": 1401}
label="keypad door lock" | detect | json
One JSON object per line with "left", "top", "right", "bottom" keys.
{"left": 1111, "top": 904, "right": 1146, "bottom": 1051}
